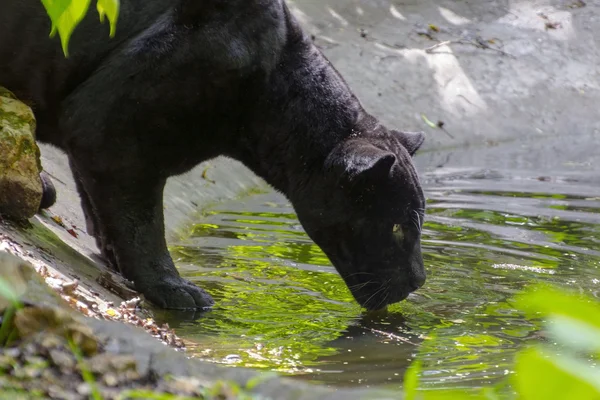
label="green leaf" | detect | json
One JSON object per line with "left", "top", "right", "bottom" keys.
{"left": 513, "top": 284, "right": 600, "bottom": 330}
{"left": 41, "top": 0, "right": 92, "bottom": 56}
{"left": 96, "top": 0, "right": 119, "bottom": 37}
{"left": 422, "top": 390, "right": 481, "bottom": 399}
{"left": 49, "top": 23, "right": 58, "bottom": 38}
{"left": 514, "top": 347, "right": 600, "bottom": 400}
{"left": 68, "top": 338, "right": 103, "bottom": 400}
{"left": 245, "top": 372, "right": 278, "bottom": 390}
{"left": 0, "top": 277, "right": 19, "bottom": 307}
{"left": 547, "top": 315, "right": 600, "bottom": 355}
{"left": 118, "top": 390, "right": 197, "bottom": 400}
{"left": 404, "top": 360, "right": 421, "bottom": 400}
{"left": 40, "top": 0, "right": 71, "bottom": 24}
{"left": 481, "top": 387, "right": 502, "bottom": 400}
{"left": 0, "top": 305, "right": 17, "bottom": 346}
{"left": 421, "top": 114, "right": 438, "bottom": 129}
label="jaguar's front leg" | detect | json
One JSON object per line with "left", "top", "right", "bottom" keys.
{"left": 69, "top": 158, "right": 214, "bottom": 309}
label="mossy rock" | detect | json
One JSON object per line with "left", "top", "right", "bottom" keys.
{"left": 0, "top": 252, "right": 65, "bottom": 312}
{"left": 0, "top": 87, "right": 17, "bottom": 100}
{"left": 0, "top": 86, "right": 43, "bottom": 220}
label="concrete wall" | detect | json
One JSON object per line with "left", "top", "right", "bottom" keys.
{"left": 290, "top": 0, "right": 599, "bottom": 150}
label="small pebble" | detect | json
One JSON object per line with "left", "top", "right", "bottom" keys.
{"left": 103, "top": 373, "right": 119, "bottom": 387}
{"left": 13, "top": 364, "right": 44, "bottom": 379}
{"left": 224, "top": 354, "right": 242, "bottom": 363}
{"left": 49, "top": 349, "right": 76, "bottom": 369}
{"left": 40, "top": 334, "right": 64, "bottom": 349}
{"left": 61, "top": 280, "right": 79, "bottom": 295}
{"left": 76, "top": 382, "right": 92, "bottom": 396}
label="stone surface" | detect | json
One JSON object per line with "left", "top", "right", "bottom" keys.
{"left": 0, "top": 251, "right": 63, "bottom": 311}
{"left": 0, "top": 86, "right": 43, "bottom": 219}
{"left": 0, "top": 252, "right": 397, "bottom": 399}
{"left": 89, "top": 319, "right": 400, "bottom": 399}
{"left": 288, "top": 0, "right": 600, "bottom": 150}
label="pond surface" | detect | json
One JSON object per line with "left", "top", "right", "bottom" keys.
{"left": 167, "top": 136, "right": 600, "bottom": 391}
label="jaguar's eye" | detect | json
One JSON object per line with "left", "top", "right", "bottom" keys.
{"left": 392, "top": 224, "right": 405, "bottom": 241}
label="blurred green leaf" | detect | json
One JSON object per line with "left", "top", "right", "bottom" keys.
{"left": 0, "top": 278, "right": 19, "bottom": 308}
{"left": 68, "top": 338, "right": 103, "bottom": 400}
{"left": 514, "top": 347, "right": 600, "bottom": 400}
{"left": 421, "top": 114, "right": 438, "bottom": 129}
{"left": 245, "top": 372, "right": 278, "bottom": 390}
{"left": 96, "top": 0, "right": 119, "bottom": 37}
{"left": 0, "top": 305, "right": 17, "bottom": 346}
{"left": 481, "top": 387, "right": 502, "bottom": 400}
{"left": 422, "top": 390, "right": 484, "bottom": 399}
{"left": 513, "top": 285, "right": 600, "bottom": 330}
{"left": 118, "top": 390, "right": 197, "bottom": 400}
{"left": 41, "top": 0, "right": 92, "bottom": 56}
{"left": 41, "top": 0, "right": 71, "bottom": 26}
{"left": 404, "top": 360, "right": 421, "bottom": 400}
{"left": 547, "top": 315, "right": 600, "bottom": 355}
{"left": 40, "top": 0, "right": 119, "bottom": 56}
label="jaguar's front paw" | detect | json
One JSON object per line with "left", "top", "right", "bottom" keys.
{"left": 141, "top": 276, "right": 214, "bottom": 310}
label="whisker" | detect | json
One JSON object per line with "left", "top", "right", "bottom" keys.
{"left": 348, "top": 280, "right": 375, "bottom": 291}
{"left": 379, "top": 292, "right": 390, "bottom": 309}
{"left": 363, "top": 284, "right": 387, "bottom": 309}
{"left": 345, "top": 272, "right": 375, "bottom": 279}
{"left": 411, "top": 210, "right": 422, "bottom": 234}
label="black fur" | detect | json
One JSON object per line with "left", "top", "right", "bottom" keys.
{"left": 39, "top": 171, "right": 57, "bottom": 210}
{"left": 0, "top": 0, "right": 426, "bottom": 310}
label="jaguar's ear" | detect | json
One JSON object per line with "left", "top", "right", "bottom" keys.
{"left": 393, "top": 130, "right": 425, "bottom": 156}
{"left": 327, "top": 141, "right": 396, "bottom": 182}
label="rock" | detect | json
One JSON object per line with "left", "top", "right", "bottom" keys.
{"left": 76, "top": 383, "right": 92, "bottom": 397}
{"left": 0, "top": 354, "right": 16, "bottom": 372}
{"left": 39, "top": 333, "right": 65, "bottom": 350}
{"left": 161, "top": 376, "right": 206, "bottom": 396}
{"left": 0, "top": 252, "right": 28, "bottom": 311}
{"left": 14, "top": 306, "right": 99, "bottom": 356}
{"left": 13, "top": 364, "right": 44, "bottom": 379}
{"left": 102, "top": 373, "right": 119, "bottom": 387}
{"left": 0, "top": 252, "right": 66, "bottom": 309}
{"left": 47, "top": 385, "right": 81, "bottom": 400}
{"left": 49, "top": 349, "right": 76, "bottom": 370}
{"left": 88, "top": 353, "right": 137, "bottom": 375}
{"left": 0, "top": 86, "right": 43, "bottom": 219}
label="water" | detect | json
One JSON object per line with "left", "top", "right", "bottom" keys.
{"left": 167, "top": 136, "right": 600, "bottom": 391}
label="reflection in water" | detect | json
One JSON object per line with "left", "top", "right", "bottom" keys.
{"left": 167, "top": 160, "right": 600, "bottom": 391}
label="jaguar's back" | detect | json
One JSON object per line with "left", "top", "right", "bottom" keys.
{"left": 0, "top": 0, "right": 172, "bottom": 143}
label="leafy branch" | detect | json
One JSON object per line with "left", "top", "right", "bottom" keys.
{"left": 40, "top": 0, "right": 120, "bottom": 56}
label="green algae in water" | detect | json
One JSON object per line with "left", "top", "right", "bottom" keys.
{"left": 168, "top": 171, "right": 600, "bottom": 389}
{"left": 170, "top": 209, "right": 362, "bottom": 372}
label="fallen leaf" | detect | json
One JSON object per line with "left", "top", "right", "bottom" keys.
{"left": 51, "top": 216, "right": 66, "bottom": 227}
{"left": 66, "top": 228, "right": 78, "bottom": 238}
{"left": 568, "top": 0, "right": 586, "bottom": 8}
{"left": 421, "top": 114, "right": 438, "bottom": 129}
{"left": 201, "top": 167, "right": 216, "bottom": 184}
